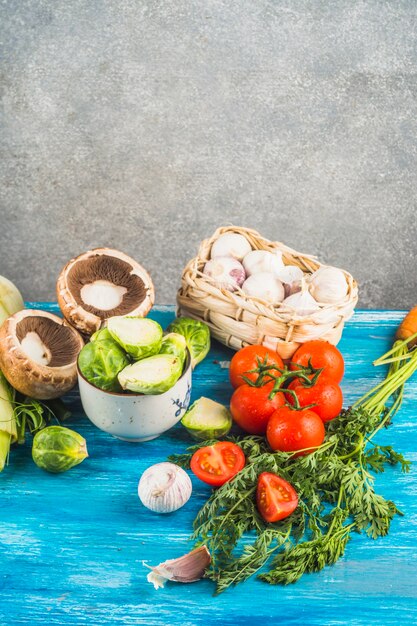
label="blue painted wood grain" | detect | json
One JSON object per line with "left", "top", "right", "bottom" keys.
{"left": 1, "top": 305, "right": 417, "bottom": 626}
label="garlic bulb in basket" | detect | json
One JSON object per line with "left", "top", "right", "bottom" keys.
{"left": 309, "top": 267, "right": 348, "bottom": 304}
{"left": 242, "top": 250, "right": 284, "bottom": 277}
{"left": 242, "top": 272, "right": 285, "bottom": 303}
{"left": 210, "top": 233, "right": 252, "bottom": 261}
{"left": 276, "top": 265, "right": 304, "bottom": 297}
{"left": 203, "top": 256, "right": 246, "bottom": 291}
{"left": 138, "top": 462, "right": 192, "bottom": 513}
{"left": 282, "top": 280, "right": 320, "bottom": 316}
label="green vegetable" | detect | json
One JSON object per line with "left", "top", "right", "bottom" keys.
{"left": 0, "top": 275, "right": 24, "bottom": 328}
{"left": 90, "top": 328, "right": 113, "bottom": 342}
{"left": 107, "top": 316, "right": 163, "bottom": 359}
{"left": 0, "top": 371, "right": 17, "bottom": 471}
{"left": 181, "top": 397, "right": 232, "bottom": 440}
{"left": 32, "top": 425, "right": 88, "bottom": 473}
{"left": 118, "top": 354, "right": 183, "bottom": 394}
{"left": 78, "top": 338, "right": 130, "bottom": 391}
{"left": 167, "top": 317, "right": 210, "bottom": 368}
{"left": 170, "top": 334, "right": 415, "bottom": 594}
{"left": 159, "top": 333, "right": 187, "bottom": 365}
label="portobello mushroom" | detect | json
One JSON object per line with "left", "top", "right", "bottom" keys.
{"left": 57, "top": 248, "right": 154, "bottom": 335}
{"left": 0, "top": 309, "right": 84, "bottom": 399}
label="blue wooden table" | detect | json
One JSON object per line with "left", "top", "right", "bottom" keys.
{"left": 1, "top": 305, "right": 417, "bottom": 626}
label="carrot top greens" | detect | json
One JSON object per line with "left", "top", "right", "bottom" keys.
{"left": 170, "top": 334, "right": 416, "bottom": 594}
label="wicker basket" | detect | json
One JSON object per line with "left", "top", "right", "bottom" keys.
{"left": 177, "top": 226, "right": 358, "bottom": 360}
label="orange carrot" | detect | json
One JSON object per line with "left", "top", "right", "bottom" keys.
{"left": 396, "top": 306, "right": 417, "bottom": 343}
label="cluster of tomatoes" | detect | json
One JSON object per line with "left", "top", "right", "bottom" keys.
{"left": 190, "top": 340, "right": 345, "bottom": 523}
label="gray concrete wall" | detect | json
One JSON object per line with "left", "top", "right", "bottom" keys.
{"left": 1, "top": 1, "right": 416, "bottom": 309}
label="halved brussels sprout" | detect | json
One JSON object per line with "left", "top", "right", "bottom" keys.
{"left": 90, "top": 327, "right": 113, "bottom": 342}
{"left": 107, "top": 316, "right": 163, "bottom": 359}
{"left": 159, "top": 332, "right": 187, "bottom": 365}
{"left": 167, "top": 317, "right": 210, "bottom": 368}
{"left": 118, "top": 354, "right": 183, "bottom": 394}
{"left": 78, "top": 338, "right": 130, "bottom": 391}
{"left": 181, "top": 397, "right": 232, "bottom": 440}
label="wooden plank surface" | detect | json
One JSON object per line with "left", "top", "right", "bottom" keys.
{"left": 1, "top": 305, "right": 417, "bottom": 626}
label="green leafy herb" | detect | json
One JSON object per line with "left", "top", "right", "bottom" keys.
{"left": 170, "top": 335, "right": 417, "bottom": 593}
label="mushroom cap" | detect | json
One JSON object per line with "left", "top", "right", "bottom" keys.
{"left": 56, "top": 248, "right": 155, "bottom": 335}
{"left": 0, "top": 309, "right": 84, "bottom": 400}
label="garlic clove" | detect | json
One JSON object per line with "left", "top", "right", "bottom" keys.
{"left": 145, "top": 545, "right": 211, "bottom": 589}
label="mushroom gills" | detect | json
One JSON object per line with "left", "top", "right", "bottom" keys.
{"left": 20, "top": 331, "right": 52, "bottom": 366}
{"left": 80, "top": 280, "right": 128, "bottom": 311}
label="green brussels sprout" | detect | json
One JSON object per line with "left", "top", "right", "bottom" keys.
{"left": 78, "top": 338, "right": 130, "bottom": 391}
{"left": 159, "top": 332, "right": 187, "bottom": 365}
{"left": 107, "top": 316, "right": 163, "bottom": 359}
{"left": 181, "top": 397, "right": 232, "bottom": 440}
{"left": 118, "top": 354, "right": 183, "bottom": 394}
{"left": 167, "top": 317, "right": 210, "bottom": 368}
{"left": 90, "top": 327, "right": 113, "bottom": 342}
{"left": 32, "top": 426, "right": 88, "bottom": 473}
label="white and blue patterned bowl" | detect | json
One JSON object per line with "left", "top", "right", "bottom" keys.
{"left": 77, "top": 351, "right": 192, "bottom": 442}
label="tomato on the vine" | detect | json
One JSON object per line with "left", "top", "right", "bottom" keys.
{"left": 256, "top": 472, "right": 299, "bottom": 523}
{"left": 230, "top": 382, "right": 286, "bottom": 435}
{"left": 229, "top": 345, "right": 284, "bottom": 389}
{"left": 290, "top": 340, "right": 344, "bottom": 383}
{"left": 266, "top": 406, "right": 325, "bottom": 456}
{"left": 286, "top": 376, "right": 343, "bottom": 422}
{"left": 190, "top": 441, "right": 246, "bottom": 487}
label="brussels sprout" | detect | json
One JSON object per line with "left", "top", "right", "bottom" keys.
{"left": 107, "top": 316, "right": 163, "bottom": 359}
{"left": 181, "top": 397, "right": 232, "bottom": 440}
{"left": 167, "top": 317, "right": 210, "bottom": 368}
{"left": 32, "top": 426, "right": 88, "bottom": 473}
{"left": 90, "top": 327, "right": 113, "bottom": 342}
{"left": 159, "top": 333, "right": 187, "bottom": 365}
{"left": 78, "top": 338, "right": 130, "bottom": 391}
{"left": 118, "top": 354, "right": 183, "bottom": 394}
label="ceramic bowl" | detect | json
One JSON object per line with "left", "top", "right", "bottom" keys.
{"left": 77, "top": 353, "right": 192, "bottom": 442}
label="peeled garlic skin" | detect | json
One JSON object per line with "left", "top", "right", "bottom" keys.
{"left": 309, "top": 267, "right": 348, "bottom": 304}
{"left": 138, "top": 462, "right": 192, "bottom": 513}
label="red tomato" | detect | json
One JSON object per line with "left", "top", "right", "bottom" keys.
{"left": 290, "top": 340, "right": 344, "bottom": 383}
{"left": 266, "top": 406, "right": 325, "bottom": 456}
{"left": 230, "top": 382, "right": 286, "bottom": 435}
{"left": 190, "top": 441, "right": 246, "bottom": 487}
{"left": 229, "top": 345, "right": 284, "bottom": 389}
{"left": 287, "top": 376, "right": 343, "bottom": 422}
{"left": 256, "top": 472, "right": 299, "bottom": 523}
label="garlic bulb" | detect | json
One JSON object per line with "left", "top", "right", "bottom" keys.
{"left": 242, "top": 250, "right": 284, "bottom": 277}
{"left": 145, "top": 545, "right": 211, "bottom": 589}
{"left": 138, "top": 462, "right": 192, "bottom": 513}
{"left": 210, "top": 233, "right": 252, "bottom": 261}
{"left": 309, "top": 267, "right": 348, "bottom": 304}
{"left": 282, "top": 280, "right": 320, "bottom": 316}
{"left": 0, "top": 276, "right": 24, "bottom": 328}
{"left": 276, "top": 265, "right": 304, "bottom": 297}
{"left": 242, "top": 272, "right": 285, "bottom": 303}
{"left": 203, "top": 256, "right": 246, "bottom": 291}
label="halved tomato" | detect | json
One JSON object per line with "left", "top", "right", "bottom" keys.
{"left": 190, "top": 441, "right": 246, "bottom": 487}
{"left": 256, "top": 472, "right": 298, "bottom": 523}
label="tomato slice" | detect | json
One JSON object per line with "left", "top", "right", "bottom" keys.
{"left": 190, "top": 442, "right": 246, "bottom": 487}
{"left": 256, "top": 472, "right": 298, "bottom": 523}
